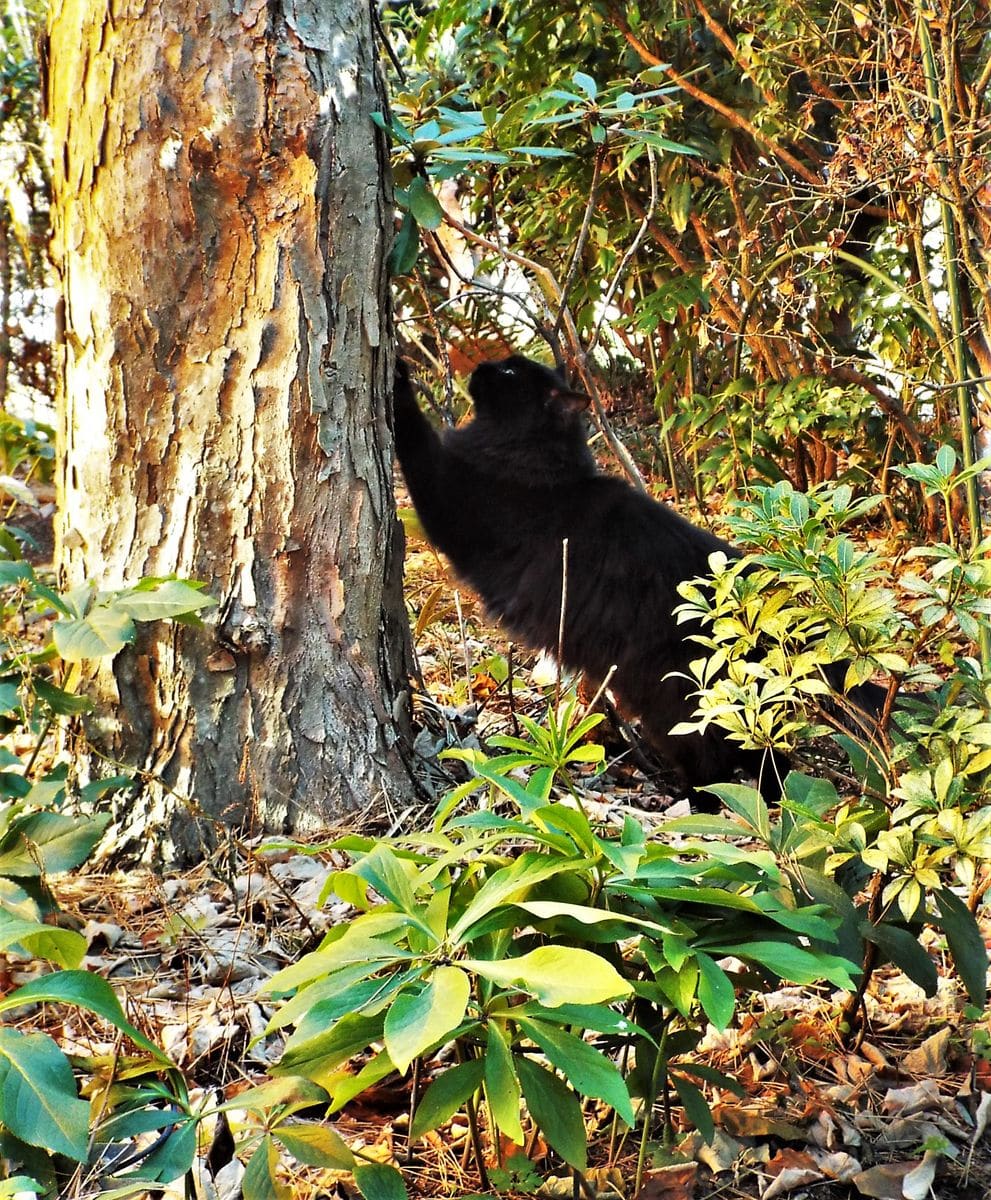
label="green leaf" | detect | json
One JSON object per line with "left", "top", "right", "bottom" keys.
{"left": 0, "top": 969, "right": 172, "bottom": 1062}
{"left": 352, "top": 844, "right": 419, "bottom": 917}
{"left": 241, "top": 1135, "right": 288, "bottom": 1200}
{"left": 516, "top": 1057, "right": 587, "bottom": 1171}
{"left": 127, "top": 1118, "right": 197, "bottom": 1184}
{"left": 862, "top": 921, "right": 938, "bottom": 996}
{"left": 0, "top": 1027, "right": 90, "bottom": 1161}
{"left": 722, "top": 941, "right": 858, "bottom": 990}
{"left": 518, "top": 1017, "right": 635, "bottom": 1125}
{"left": 410, "top": 1058, "right": 484, "bottom": 1141}
{"left": 484, "top": 1021, "right": 524, "bottom": 1144}
{"left": 696, "top": 952, "right": 735, "bottom": 1029}
{"left": 449, "top": 854, "right": 579, "bottom": 943}
{"left": 390, "top": 211, "right": 420, "bottom": 276}
{"left": 383, "top": 966, "right": 471, "bottom": 1073}
{"left": 220, "top": 1075, "right": 329, "bottom": 1115}
{"left": 462, "top": 946, "right": 632, "bottom": 1006}
{"left": 0, "top": 681, "right": 19, "bottom": 716}
{"left": 933, "top": 889, "right": 988, "bottom": 1006}
{"left": 32, "top": 678, "right": 92, "bottom": 715}
{"left": 13, "top": 811, "right": 110, "bottom": 875}
{"left": 672, "top": 1072, "right": 715, "bottom": 1143}
{"left": 406, "top": 177, "right": 444, "bottom": 230}
{"left": 572, "top": 70, "right": 597, "bottom": 99}
{"left": 53, "top": 606, "right": 135, "bottom": 661}
{"left": 353, "top": 1161, "right": 409, "bottom": 1200}
{"left": 0, "top": 914, "right": 86, "bottom": 967}
{"left": 273, "top": 1121, "right": 355, "bottom": 1169}
{"left": 0, "top": 561, "right": 33, "bottom": 585}
{"left": 114, "top": 579, "right": 215, "bottom": 621}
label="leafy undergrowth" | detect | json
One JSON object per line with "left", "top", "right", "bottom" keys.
{"left": 4, "top": 478, "right": 991, "bottom": 1199}
{"left": 9, "top": 825, "right": 991, "bottom": 1199}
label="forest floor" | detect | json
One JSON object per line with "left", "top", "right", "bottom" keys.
{"left": 6, "top": 499, "right": 991, "bottom": 1200}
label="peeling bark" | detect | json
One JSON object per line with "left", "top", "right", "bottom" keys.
{"left": 47, "top": 0, "right": 413, "bottom": 857}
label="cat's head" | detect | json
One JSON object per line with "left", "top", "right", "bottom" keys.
{"left": 468, "top": 356, "right": 589, "bottom": 433}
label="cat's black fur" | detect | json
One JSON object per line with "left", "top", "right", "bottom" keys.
{"left": 393, "top": 353, "right": 882, "bottom": 802}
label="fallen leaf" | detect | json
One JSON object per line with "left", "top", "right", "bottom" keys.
{"left": 635, "top": 1162, "right": 697, "bottom": 1200}
{"left": 902, "top": 1027, "right": 952, "bottom": 1076}
{"left": 715, "top": 1106, "right": 805, "bottom": 1140}
{"left": 763, "top": 1165, "right": 824, "bottom": 1199}
{"left": 852, "top": 1161, "right": 921, "bottom": 1199}
{"left": 812, "top": 1150, "right": 863, "bottom": 1181}
{"left": 695, "top": 1129, "right": 742, "bottom": 1174}
{"left": 902, "top": 1148, "right": 940, "bottom": 1200}
{"left": 881, "top": 1079, "right": 941, "bottom": 1117}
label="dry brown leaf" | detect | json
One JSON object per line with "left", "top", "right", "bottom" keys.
{"left": 634, "top": 1162, "right": 697, "bottom": 1200}
{"left": 763, "top": 1165, "right": 824, "bottom": 1199}
{"left": 902, "top": 1149, "right": 940, "bottom": 1200}
{"left": 812, "top": 1149, "right": 863, "bottom": 1181}
{"left": 881, "top": 1079, "right": 942, "bottom": 1117}
{"left": 902, "top": 1027, "right": 952, "bottom": 1076}
{"left": 715, "top": 1105, "right": 805, "bottom": 1140}
{"left": 852, "top": 1160, "right": 921, "bottom": 1199}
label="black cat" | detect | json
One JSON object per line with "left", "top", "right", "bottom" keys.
{"left": 393, "top": 353, "right": 879, "bottom": 802}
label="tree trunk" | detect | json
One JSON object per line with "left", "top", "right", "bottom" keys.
{"left": 46, "top": 0, "right": 413, "bottom": 858}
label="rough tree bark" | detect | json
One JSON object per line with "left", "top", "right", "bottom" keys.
{"left": 46, "top": 0, "right": 413, "bottom": 858}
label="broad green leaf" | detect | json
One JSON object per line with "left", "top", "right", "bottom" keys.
{"left": 241, "top": 1135, "right": 288, "bottom": 1200}
{"left": 274, "top": 1121, "right": 355, "bottom": 1169}
{"left": 518, "top": 1017, "right": 635, "bottom": 1125}
{"left": 279, "top": 1012, "right": 386, "bottom": 1075}
{"left": 484, "top": 1020, "right": 524, "bottom": 1144}
{"left": 516, "top": 1057, "right": 587, "bottom": 1170}
{"left": 510, "top": 1000, "right": 654, "bottom": 1042}
{"left": 0, "top": 914, "right": 85, "bottom": 967}
{"left": 696, "top": 952, "right": 735, "bottom": 1029}
{"left": 0, "top": 1028, "right": 89, "bottom": 1161}
{"left": 862, "top": 921, "right": 937, "bottom": 996}
{"left": 0, "top": 681, "right": 19, "bottom": 716}
{"left": 0, "top": 1178, "right": 43, "bottom": 1196}
{"left": 0, "top": 561, "right": 33, "bottom": 585}
{"left": 353, "top": 1162, "right": 409, "bottom": 1200}
{"left": 934, "top": 889, "right": 988, "bottom": 1006}
{"left": 126, "top": 1118, "right": 197, "bottom": 1184}
{"left": 383, "top": 966, "right": 471, "bottom": 1073}
{"left": 12, "top": 811, "right": 110, "bottom": 874}
{"left": 352, "top": 844, "right": 416, "bottom": 912}
{"left": 449, "top": 854, "right": 580, "bottom": 943}
{"left": 572, "top": 70, "right": 597, "bottom": 99}
{"left": 218, "top": 1075, "right": 328, "bottom": 1114}
{"left": 406, "top": 177, "right": 443, "bottom": 230}
{"left": 672, "top": 1073, "right": 715, "bottom": 1143}
{"left": 410, "top": 1058, "right": 484, "bottom": 1141}
{"left": 264, "top": 931, "right": 412, "bottom": 995}
{"left": 390, "top": 211, "right": 420, "bottom": 276}
{"left": 462, "top": 946, "right": 632, "bottom": 1006}
{"left": 53, "top": 606, "right": 134, "bottom": 661}
{"left": 0, "top": 969, "right": 171, "bottom": 1062}
{"left": 514, "top": 899, "right": 675, "bottom": 937}
{"left": 719, "top": 941, "right": 858, "bottom": 990}
{"left": 32, "top": 678, "right": 92, "bottom": 715}
{"left": 114, "top": 579, "right": 215, "bottom": 621}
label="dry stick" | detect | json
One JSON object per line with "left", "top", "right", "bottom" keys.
{"left": 453, "top": 590, "right": 473, "bottom": 705}
{"left": 555, "top": 538, "right": 569, "bottom": 712}
{"left": 554, "top": 144, "right": 606, "bottom": 340}
{"left": 588, "top": 145, "right": 658, "bottom": 358}
{"left": 616, "top": 24, "right": 822, "bottom": 187}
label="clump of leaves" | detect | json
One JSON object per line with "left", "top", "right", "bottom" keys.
{"left": 0, "top": 528, "right": 216, "bottom": 1194}
{"left": 259, "top": 697, "right": 859, "bottom": 1196}
{"left": 672, "top": 456, "right": 991, "bottom": 1016}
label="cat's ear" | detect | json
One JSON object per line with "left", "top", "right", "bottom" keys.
{"left": 549, "top": 386, "right": 590, "bottom": 413}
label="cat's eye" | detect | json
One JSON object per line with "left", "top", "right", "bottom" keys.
{"left": 500, "top": 363, "right": 518, "bottom": 377}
